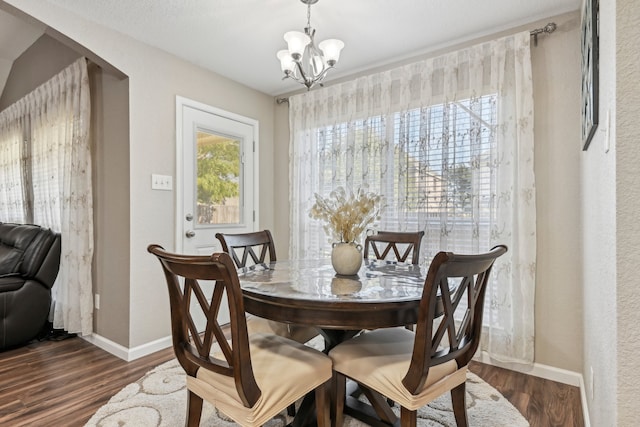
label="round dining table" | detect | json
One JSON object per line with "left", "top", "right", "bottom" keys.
{"left": 238, "top": 258, "right": 428, "bottom": 347}
{"left": 237, "top": 258, "right": 430, "bottom": 427}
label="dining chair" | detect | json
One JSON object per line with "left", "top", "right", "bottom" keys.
{"left": 215, "top": 230, "right": 277, "bottom": 267}
{"left": 364, "top": 230, "right": 425, "bottom": 265}
{"left": 329, "top": 245, "right": 508, "bottom": 427}
{"left": 147, "top": 245, "right": 332, "bottom": 427}
{"left": 215, "top": 230, "right": 320, "bottom": 345}
{"left": 364, "top": 230, "right": 425, "bottom": 332}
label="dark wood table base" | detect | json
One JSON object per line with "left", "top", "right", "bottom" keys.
{"left": 289, "top": 330, "right": 398, "bottom": 427}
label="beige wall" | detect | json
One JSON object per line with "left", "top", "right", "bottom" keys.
{"left": 6, "top": 0, "right": 276, "bottom": 348}
{"left": 582, "top": 0, "right": 617, "bottom": 422}
{"left": 274, "top": 12, "right": 585, "bottom": 373}
{"left": 273, "top": 103, "right": 291, "bottom": 254}
{"left": 615, "top": 0, "right": 640, "bottom": 422}
{"left": 122, "top": 51, "right": 275, "bottom": 348}
{"left": 89, "top": 65, "right": 131, "bottom": 345}
{"left": 583, "top": 0, "right": 640, "bottom": 424}
{"left": 530, "top": 13, "right": 583, "bottom": 372}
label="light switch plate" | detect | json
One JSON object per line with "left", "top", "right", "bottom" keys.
{"left": 151, "top": 174, "right": 173, "bottom": 191}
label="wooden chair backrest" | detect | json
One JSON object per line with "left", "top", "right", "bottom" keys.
{"left": 402, "top": 245, "right": 508, "bottom": 394}
{"left": 147, "top": 244, "right": 261, "bottom": 407}
{"left": 364, "top": 230, "right": 425, "bottom": 265}
{"left": 215, "top": 230, "right": 277, "bottom": 268}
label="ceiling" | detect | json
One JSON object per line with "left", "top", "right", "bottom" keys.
{"left": 2, "top": 0, "right": 580, "bottom": 97}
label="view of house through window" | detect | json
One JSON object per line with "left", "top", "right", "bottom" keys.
{"left": 196, "top": 130, "right": 241, "bottom": 225}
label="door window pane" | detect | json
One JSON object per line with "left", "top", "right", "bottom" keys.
{"left": 196, "top": 130, "right": 242, "bottom": 225}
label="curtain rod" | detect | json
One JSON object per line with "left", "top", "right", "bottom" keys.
{"left": 276, "top": 21, "right": 558, "bottom": 104}
{"left": 530, "top": 22, "right": 557, "bottom": 46}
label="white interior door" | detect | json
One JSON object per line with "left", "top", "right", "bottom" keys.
{"left": 176, "top": 97, "right": 259, "bottom": 327}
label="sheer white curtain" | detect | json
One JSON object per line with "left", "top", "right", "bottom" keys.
{"left": 289, "top": 32, "right": 536, "bottom": 363}
{"left": 0, "top": 104, "right": 28, "bottom": 222}
{"left": 0, "top": 58, "right": 93, "bottom": 335}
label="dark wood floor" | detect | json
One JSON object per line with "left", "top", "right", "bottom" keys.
{"left": 469, "top": 361, "right": 584, "bottom": 427}
{"left": 0, "top": 337, "right": 583, "bottom": 427}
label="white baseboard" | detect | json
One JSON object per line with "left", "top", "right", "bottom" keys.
{"left": 82, "top": 333, "right": 172, "bottom": 362}
{"left": 476, "top": 351, "right": 581, "bottom": 385}
{"left": 578, "top": 375, "right": 592, "bottom": 427}
{"left": 476, "top": 352, "right": 591, "bottom": 426}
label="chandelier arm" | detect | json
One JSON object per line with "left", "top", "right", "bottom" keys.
{"left": 310, "top": 65, "right": 334, "bottom": 84}
{"left": 286, "top": 62, "right": 335, "bottom": 89}
{"left": 282, "top": 66, "right": 310, "bottom": 87}
{"left": 295, "top": 60, "right": 310, "bottom": 84}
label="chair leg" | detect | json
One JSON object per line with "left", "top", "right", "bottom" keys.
{"left": 359, "top": 386, "right": 397, "bottom": 424}
{"left": 185, "top": 389, "right": 204, "bottom": 427}
{"left": 400, "top": 406, "right": 417, "bottom": 427}
{"left": 315, "top": 380, "right": 331, "bottom": 427}
{"left": 451, "top": 382, "right": 469, "bottom": 427}
{"left": 332, "top": 372, "right": 346, "bottom": 427}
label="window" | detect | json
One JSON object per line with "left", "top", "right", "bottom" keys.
{"left": 290, "top": 33, "right": 536, "bottom": 362}
{"left": 195, "top": 130, "right": 241, "bottom": 225}
{"left": 309, "top": 94, "right": 497, "bottom": 262}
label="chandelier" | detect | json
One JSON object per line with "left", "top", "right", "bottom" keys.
{"left": 276, "top": 0, "right": 344, "bottom": 90}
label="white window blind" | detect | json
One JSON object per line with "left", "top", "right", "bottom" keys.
{"left": 309, "top": 94, "right": 497, "bottom": 263}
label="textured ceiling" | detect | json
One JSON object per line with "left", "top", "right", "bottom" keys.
{"left": 3, "top": 0, "right": 580, "bottom": 96}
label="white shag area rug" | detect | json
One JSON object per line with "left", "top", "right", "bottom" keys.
{"left": 86, "top": 338, "right": 528, "bottom": 427}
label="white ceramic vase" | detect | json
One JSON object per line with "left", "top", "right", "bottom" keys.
{"left": 331, "top": 242, "right": 363, "bottom": 276}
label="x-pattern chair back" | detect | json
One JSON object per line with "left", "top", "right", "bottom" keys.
{"left": 148, "top": 245, "right": 261, "bottom": 406}
{"left": 215, "top": 230, "right": 276, "bottom": 268}
{"left": 403, "top": 245, "right": 507, "bottom": 393}
{"left": 364, "top": 230, "right": 425, "bottom": 265}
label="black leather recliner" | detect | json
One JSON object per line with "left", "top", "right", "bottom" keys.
{"left": 0, "top": 222, "right": 61, "bottom": 350}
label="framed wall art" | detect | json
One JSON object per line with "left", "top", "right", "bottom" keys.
{"left": 581, "top": 0, "right": 599, "bottom": 150}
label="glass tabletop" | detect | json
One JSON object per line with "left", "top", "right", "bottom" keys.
{"left": 238, "top": 258, "right": 426, "bottom": 303}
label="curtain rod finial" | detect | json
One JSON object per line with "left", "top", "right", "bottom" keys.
{"left": 530, "top": 22, "right": 557, "bottom": 46}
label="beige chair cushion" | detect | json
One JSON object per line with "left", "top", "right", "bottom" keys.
{"left": 329, "top": 327, "right": 466, "bottom": 411}
{"left": 246, "top": 314, "right": 319, "bottom": 344}
{"left": 187, "top": 333, "right": 332, "bottom": 427}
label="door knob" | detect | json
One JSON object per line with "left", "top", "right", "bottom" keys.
{"left": 185, "top": 230, "right": 196, "bottom": 238}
